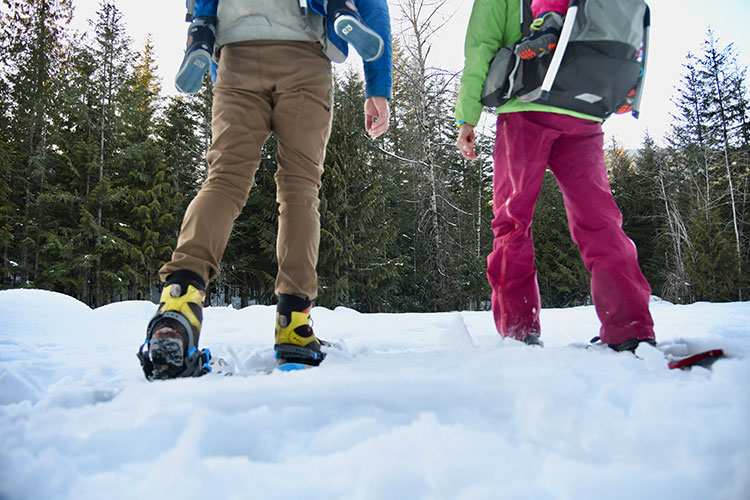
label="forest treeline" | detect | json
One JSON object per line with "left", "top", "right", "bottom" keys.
{"left": 1, "top": 1, "right": 748, "bottom": 311}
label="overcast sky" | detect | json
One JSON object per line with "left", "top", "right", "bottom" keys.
{"left": 69, "top": 0, "right": 750, "bottom": 150}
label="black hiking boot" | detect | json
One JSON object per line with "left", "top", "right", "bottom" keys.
{"left": 522, "top": 333, "right": 544, "bottom": 347}
{"left": 590, "top": 336, "right": 657, "bottom": 353}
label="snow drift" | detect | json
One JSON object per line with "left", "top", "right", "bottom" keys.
{"left": 1, "top": 289, "right": 748, "bottom": 499}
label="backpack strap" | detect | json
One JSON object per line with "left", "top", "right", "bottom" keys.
{"left": 539, "top": 0, "right": 580, "bottom": 99}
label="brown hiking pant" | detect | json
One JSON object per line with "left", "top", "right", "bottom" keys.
{"left": 159, "top": 41, "right": 333, "bottom": 300}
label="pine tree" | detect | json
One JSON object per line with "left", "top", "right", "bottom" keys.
{"left": 532, "top": 171, "right": 590, "bottom": 307}
{"left": 631, "top": 134, "right": 670, "bottom": 295}
{"left": 685, "top": 202, "right": 741, "bottom": 301}
{"left": 698, "top": 30, "right": 745, "bottom": 287}
{"left": 114, "top": 37, "right": 181, "bottom": 300}
{"left": 391, "top": 0, "right": 479, "bottom": 310}
{"left": 445, "top": 116, "right": 494, "bottom": 310}
{"left": 157, "top": 73, "right": 213, "bottom": 219}
{"left": 87, "top": 1, "right": 135, "bottom": 305}
{"left": 52, "top": 33, "right": 105, "bottom": 303}
{"left": 0, "top": 25, "right": 16, "bottom": 287}
{"left": 316, "top": 69, "right": 400, "bottom": 311}
{"left": 668, "top": 29, "right": 750, "bottom": 301}
{"left": 220, "top": 134, "right": 278, "bottom": 307}
{"left": 0, "top": 0, "right": 74, "bottom": 289}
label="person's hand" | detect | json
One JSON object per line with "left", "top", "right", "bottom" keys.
{"left": 365, "top": 96, "right": 389, "bottom": 139}
{"left": 456, "top": 123, "right": 478, "bottom": 160}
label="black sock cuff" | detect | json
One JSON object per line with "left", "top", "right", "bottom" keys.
{"left": 326, "top": 0, "right": 356, "bottom": 16}
{"left": 277, "top": 294, "right": 312, "bottom": 316}
{"left": 165, "top": 270, "right": 206, "bottom": 292}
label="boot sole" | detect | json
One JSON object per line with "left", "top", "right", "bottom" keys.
{"left": 175, "top": 48, "right": 211, "bottom": 94}
{"left": 150, "top": 334, "right": 185, "bottom": 378}
{"left": 334, "top": 15, "right": 384, "bottom": 62}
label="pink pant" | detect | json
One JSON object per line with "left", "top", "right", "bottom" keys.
{"left": 531, "top": 0, "right": 569, "bottom": 17}
{"left": 488, "top": 112, "right": 655, "bottom": 345}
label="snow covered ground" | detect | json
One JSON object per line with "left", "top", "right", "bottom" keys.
{"left": 1, "top": 289, "right": 748, "bottom": 500}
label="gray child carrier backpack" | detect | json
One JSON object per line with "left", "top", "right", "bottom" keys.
{"left": 481, "top": 0, "right": 650, "bottom": 119}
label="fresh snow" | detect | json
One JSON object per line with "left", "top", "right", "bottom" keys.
{"left": 1, "top": 289, "right": 748, "bottom": 500}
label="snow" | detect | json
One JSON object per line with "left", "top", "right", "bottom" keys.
{"left": 1, "top": 289, "right": 749, "bottom": 500}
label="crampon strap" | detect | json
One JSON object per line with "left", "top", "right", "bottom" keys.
{"left": 274, "top": 343, "right": 326, "bottom": 366}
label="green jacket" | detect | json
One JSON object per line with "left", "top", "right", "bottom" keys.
{"left": 454, "top": 0, "right": 600, "bottom": 126}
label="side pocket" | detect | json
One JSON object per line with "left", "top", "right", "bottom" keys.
{"left": 480, "top": 45, "right": 518, "bottom": 107}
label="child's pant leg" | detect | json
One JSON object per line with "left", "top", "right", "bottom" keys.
{"left": 530, "top": 0, "right": 569, "bottom": 17}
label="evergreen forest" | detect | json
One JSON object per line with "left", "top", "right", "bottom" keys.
{"left": 1, "top": 1, "right": 749, "bottom": 311}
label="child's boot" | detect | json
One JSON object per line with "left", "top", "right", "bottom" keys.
{"left": 328, "top": 0, "right": 384, "bottom": 62}
{"left": 175, "top": 16, "right": 216, "bottom": 94}
{"left": 616, "top": 88, "right": 637, "bottom": 115}
{"left": 516, "top": 11, "right": 563, "bottom": 60}
{"left": 138, "top": 271, "right": 211, "bottom": 380}
{"left": 274, "top": 294, "right": 327, "bottom": 366}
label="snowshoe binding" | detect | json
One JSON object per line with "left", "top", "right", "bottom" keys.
{"left": 590, "top": 336, "right": 656, "bottom": 353}
{"left": 522, "top": 333, "right": 543, "bottom": 347}
{"left": 138, "top": 272, "right": 212, "bottom": 380}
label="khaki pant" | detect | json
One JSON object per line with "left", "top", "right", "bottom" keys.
{"left": 159, "top": 41, "right": 333, "bottom": 300}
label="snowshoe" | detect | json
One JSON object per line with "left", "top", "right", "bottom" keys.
{"left": 589, "top": 336, "right": 726, "bottom": 370}
{"left": 666, "top": 349, "right": 725, "bottom": 370}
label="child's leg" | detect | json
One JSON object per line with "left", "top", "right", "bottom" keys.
{"left": 325, "top": 0, "right": 384, "bottom": 62}
{"left": 175, "top": 16, "right": 216, "bottom": 94}
{"left": 531, "top": 0, "right": 569, "bottom": 17}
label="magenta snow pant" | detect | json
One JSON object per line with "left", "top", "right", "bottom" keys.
{"left": 531, "top": 0, "right": 569, "bottom": 17}
{"left": 488, "top": 112, "right": 655, "bottom": 345}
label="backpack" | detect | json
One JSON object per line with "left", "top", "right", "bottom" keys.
{"left": 480, "top": 0, "right": 650, "bottom": 119}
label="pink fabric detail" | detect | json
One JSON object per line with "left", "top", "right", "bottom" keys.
{"left": 488, "top": 112, "right": 655, "bottom": 345}
{"left": 531, "top": 0, "right": 569, "bottom": 18}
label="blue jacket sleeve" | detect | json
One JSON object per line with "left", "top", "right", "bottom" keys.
{"left": 357, "top": 0, "right": 393, "bottom": 99}
{"left": 190, "top": 0, "right": 217, "bottom": 18}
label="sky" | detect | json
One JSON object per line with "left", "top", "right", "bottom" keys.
{"left": 68, "top": 0, "right": 750, "bottom": 150}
